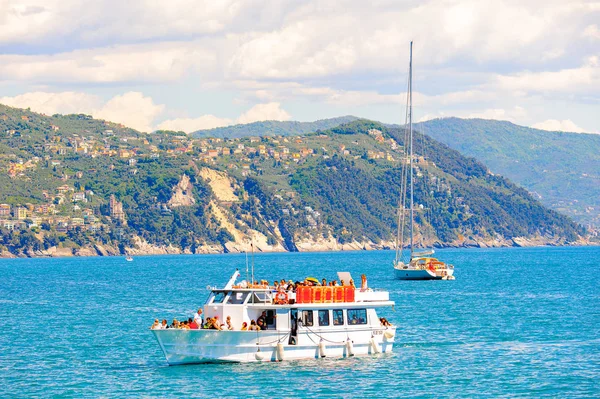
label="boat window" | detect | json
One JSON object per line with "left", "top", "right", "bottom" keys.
{"left": 250, "top": 292, "right": 270, "bottom": 303}
{"left": 210, "top": 291, "right": 226, "bottom": 304}
{"left": 347, "top": 309, "right": 367, "bottom": 325}
{"left": 302, "top": 310, "right": 314, "bottom": 327}
{"left": 226, "top": 292, "right": 249, "bottom": 304}
{"left": 333, "top": 309, "right": 344, "bottom": 325}
{"left": 318, "top": 310, "right": 330, "bottom": 326}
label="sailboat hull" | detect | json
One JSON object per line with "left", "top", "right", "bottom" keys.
{"left": 394, "top": 267, "right": 454, "bottom": 280}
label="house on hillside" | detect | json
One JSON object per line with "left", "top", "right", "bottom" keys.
{"left": 0, "top": 204, "right": 11, "bottom": 216}
{"left": 72, "top": 192, "right": 87, "bottom": 202}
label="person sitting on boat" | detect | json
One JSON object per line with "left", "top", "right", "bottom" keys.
{"left": 257, "top": 318, "right": 265, "bottom": 330}
{"left": 150, "top": 319, "right": 160, "bottom": 329}
{"left": 160, "top": 319, "right": 168, "bottom": 329}
{"left": 321, "top": 278, "right": 327, "bottom": 286}
{"left": 226, "top": 316, "right": 234, "bottom": 330}
{"left": 379, "top": 318, "right": 392, "bottom": 327}
{"left": 248, "top": 320, "right": 260, "bottom": 331}
{"left": 280, "top": 279, "right": 288, "bottom": 290}
{"left": 273, "top": 281, "right": 279, "bottom": 291}
{"left": 170, "top": 318, "right": 179, "bottom": 329}
{"left": 241, "top": 321, "right": 248, "bottom": 331}
{"left": 189, "top": 317, "right": 199, "bottom": 329}
{"left": 213, "top": 316, "right": 224, "bottom": 330}
{"left": 194, "top": 308, "right": 203, "bottom": 326}
{"left": 341, "top": 280, "right": 346, "bottom": 286}
{"left": 257, "top": 311, "right": 267, "bottom": 327}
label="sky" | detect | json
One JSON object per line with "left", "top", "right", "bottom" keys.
{"left": 0, "top": 0, "right": 598, "bottom": 133}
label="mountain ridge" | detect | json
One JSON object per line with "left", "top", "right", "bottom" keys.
{"left": 0, "top": 103, "right": 591, "bottom": 257}
{"left": 191, "top": 115, "right": 360, "bottom": 138}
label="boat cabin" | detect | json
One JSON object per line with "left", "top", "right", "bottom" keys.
{"left": 202, "top": 271, "right": 392, "bottom": 345}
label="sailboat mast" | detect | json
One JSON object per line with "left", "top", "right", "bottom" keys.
{"left": 409, "top": 41, "right": 414, "bottom": 259}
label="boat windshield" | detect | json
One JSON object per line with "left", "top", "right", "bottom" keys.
{"left": 250, "top": 291, "right": 271, "bottom": 304}
{"left": 226, "top": 291, "right": 249, "bottom": 304}
{"left": 209, "top": 291, "right": 227, "bottom": 304}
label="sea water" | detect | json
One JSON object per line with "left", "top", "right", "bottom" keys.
{"left": 1, "top": 247, "right": 599, "bottom": 398}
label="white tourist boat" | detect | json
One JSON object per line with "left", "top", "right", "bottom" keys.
{"left": 152, "top": 270, "right": 396, "bottom": 364}
{"left": 393, "top": 42, "right": 455, "bottom": 281}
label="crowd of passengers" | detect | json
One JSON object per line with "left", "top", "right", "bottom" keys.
{"left": 151, "top": 309, "right": 271, "bottom": 331}
{"left": 243, "top": 274, "right": 369, "bottom": 292}
{"left": 152, "top": 307, "right": 393, "bottom": 330}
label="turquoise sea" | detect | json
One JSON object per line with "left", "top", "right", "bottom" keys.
{"left": 1, "top": 247, "right": 599, "bottom": 398}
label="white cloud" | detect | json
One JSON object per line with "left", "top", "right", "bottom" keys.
{"left": 0, "top": 91, "right": 101, "bottom": 115}
{"left": 237, "top": 102, "right": 291, "bottom": 124}
{"left": 0, "top": 0, "right": 246, "bottom": 45}
{"left": 156, "top": 115, "right": 233, "bottom": 132}
{"left": 583, "top": 24, "right": 600, "bottom": 40}
{"left": 0, "top": 42, "right": 216, "bottom": 84}
{"left": 0, "top": 91, "right": 163, "bottom": 132}
{"left": 532, "top": 119, "right": 588, "bottom": 133}
{"left": 493, "top": 59, "right": 600, "bottom": 95}
{"left": 95, "top": 92, "right": 164, "bottom": 133}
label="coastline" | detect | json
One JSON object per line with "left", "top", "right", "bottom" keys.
{"left": 1, "top": 235, "right": 595, "bottom": 259}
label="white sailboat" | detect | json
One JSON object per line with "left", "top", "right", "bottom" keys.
{"left": 393, "top": 42, "right": 455, "bottom": 281}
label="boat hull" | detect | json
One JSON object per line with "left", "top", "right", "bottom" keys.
{"left": 394, "top": 267, "right": 454, "bottom": 280}
{"left": 152, "top": 327, "right": 396, "bottom": 364}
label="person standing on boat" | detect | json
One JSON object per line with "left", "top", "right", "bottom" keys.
{"left": 194, "top": 308, "right": 203, "bottom": 326}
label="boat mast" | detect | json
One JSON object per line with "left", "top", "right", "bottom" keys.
{"left": 409, "top": 41, "right": 414, "bottom": 259}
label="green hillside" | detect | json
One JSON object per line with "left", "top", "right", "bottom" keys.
{"left": 191, "top": 116, "right": 359, "bottom": 138}
{"left": 0, "top": 104, "right": 587, "bottom": 257}
{"left": 419, "top": 118, "right": 600, "bottom": 228}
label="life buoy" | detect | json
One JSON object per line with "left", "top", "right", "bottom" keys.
{"left": 275, "top": 291, "right": 288, "bottom": 305}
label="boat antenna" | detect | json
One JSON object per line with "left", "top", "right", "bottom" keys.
{"left": 409, "top": 40, "right": 414, "bottom": 260}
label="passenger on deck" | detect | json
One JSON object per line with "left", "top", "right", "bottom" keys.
{"left": 273, "top": 281, "right": 279, "bottom": 290}
{"left": 189, "top": 317, "right": 199, "bottom": 329}
{"left": 380, "top": 318, "right": 392, "bottom": 327}
{"left": 226, "top": 316, "right": 234, "bottom": 330}
{"left": 257, "top": 311, "right": 267, "bottom": 327}
{"left": 241, "top": 322, "right": 248, "bottom": 331}
{"left": 170, "top": 318, "right": 179, "bottom": 329}
{"left": 194, "top": 308, "right": 203, "bottom": 326}
{"left": 257, "top": 318, "right": 265, "bottom": 330}
{"left": 249, "top": 320, "right": 260, "bottom": 331}
{"left": 161, "top": 319, "right": 168, "bottom": 329}
{"left": 333, "top": 280, "right": 339, "bottom": 286}
{"left": 151, "top": 319, "right": 160, "bottom": 329}
{"left": 213, "top": 316, "right": 223, "bottom": 330}
{"left": 322, "top": 278, "right": 327, "bottom": 286}
{"left": 280, "top": 279, "right": 287, "bottom": 290}
{"left": 341, "top": 280, "right": 346, "bottom": 286}
{"left": 349, "top": 279, "right": 356, "bottom": 289}
{"left": 360, "top": 274, "right": 368, "bottom": 291}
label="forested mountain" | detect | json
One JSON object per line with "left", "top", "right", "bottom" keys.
{"left": 191, "top": 116, "right": 359, "bottom": 138}
{"left": 0, "top": 104, "right": 588, "bottom": 257}
{"left": 419, "top": 118, "right": 600, "bottom": 228}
